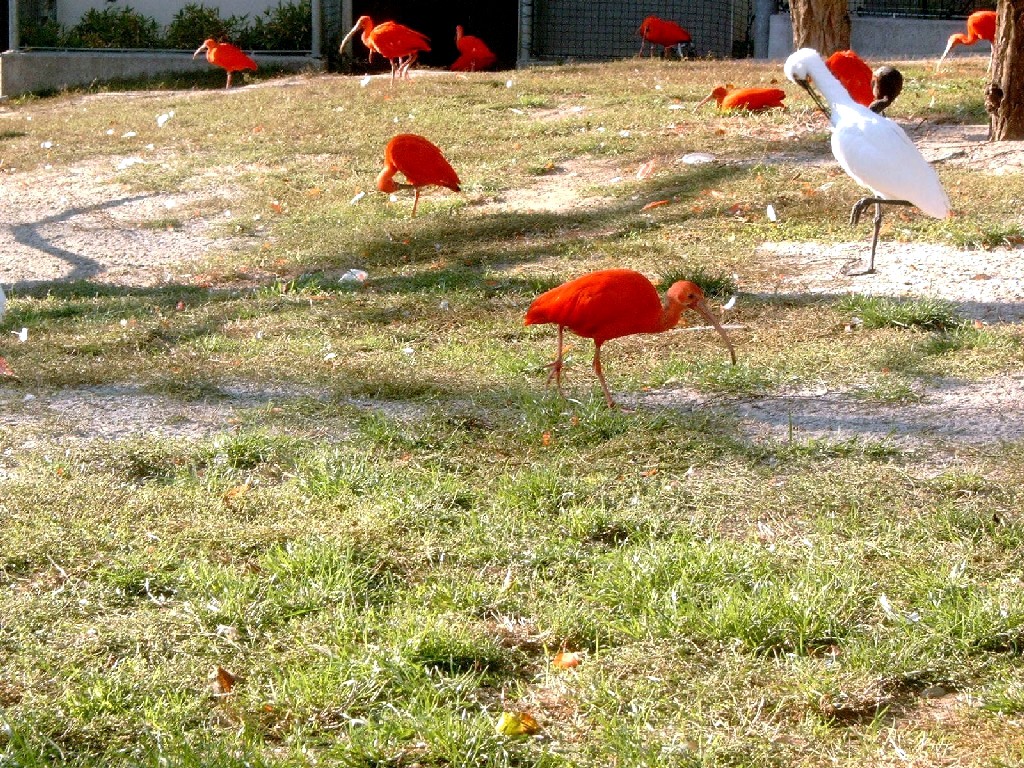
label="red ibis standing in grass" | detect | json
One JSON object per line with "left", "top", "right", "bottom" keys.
{"left": 694, "top": 86, "right": 786, "bottom": 112}
{"left": 376, "top": 134, "right": 461, "bottom": 217}
{"left": 936, "top": 10, "right": 997, "bottom": 71}
{"left": 784, "top": 48, "right": 950, "bottom": 274}
{"left": 524, "top": 269, "right": 736, "bottom": 409}
{"left": 451, "top": 25, "right": 497, "bottom": 71}
{"left": 339, "top": 16, "right": 431, "bottom": 83}
{"left": 193, "top": 39, "right": 257, "bottom": 88}
{"left": 638, "top": 16, "right": 691, "bottom": 58}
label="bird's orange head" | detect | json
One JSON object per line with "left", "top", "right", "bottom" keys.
{"left": 666, "top": 281, "right": 737, "bottom": 365}
{"left": 192, "top": 38, "right": 216, "bottom": 59}
{"left": 376, "top": 167, "right": 399, "bottom": 193}
{"left": 694, "top": 86, "right": 729, "bottom": 110}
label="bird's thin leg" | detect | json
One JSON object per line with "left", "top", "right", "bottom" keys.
{"left": 846, "top": 197, "right": 916, "bottom": 275}
{"left": 225, "top": 71, "right": 232, "bottom": 89}
{"left": 411, "top": 188, "right": 421, "bottom": 218}
{"left": 389, "top": 58, "right": 398, "bottom": 86}
{"left": 544, "top": 325, "right": 566, "bottom": 396}
{"left": 592, "top": 344, "right": 617, "bottom": 409}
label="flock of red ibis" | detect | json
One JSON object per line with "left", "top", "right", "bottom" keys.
{"left": 185, "top": 12, "right": 989, "bottom": 408}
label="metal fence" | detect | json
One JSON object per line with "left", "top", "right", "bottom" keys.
{"left": 527, "top": 0, "right": 756, "bottom": 61}
{"left": 778, "top": 0, "right": 990, "bottom": 18}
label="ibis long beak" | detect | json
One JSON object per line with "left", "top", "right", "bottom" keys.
{"left": 693, "top": 91, "right": 717, "bottom": 111}
{"left": 192, "top": 43, "right": 208, "bottom": 60}
{"left": 692, "top": 299, "right": 737, "bottom": 366}
{"left": 796, "top": 77, "right": 831, "bottom": 121}
{"left": 338, "top": 21, "right": 362, "bottom": 54}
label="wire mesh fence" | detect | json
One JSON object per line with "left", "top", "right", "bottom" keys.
{"left": 778, "top": 0, "right": 991, "bottom": 18}
{"left": 528, "top": 0, "right": 755, "bottom": 61}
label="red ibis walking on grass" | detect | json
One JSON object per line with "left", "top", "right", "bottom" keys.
{"left": 376, "top": 134, "right": 461, "bottom": 217}
{"left": 638, "top": 16, "right": 692, "bottom": 58}
{"left": 695, "top": 86, "right": 786, "bottom": 112}
{"left": 193, "top": 39, "right": 257, "bottom": 88}
{"left": 524, "top": 269, "right": 736, "bottom": 409}
{"left": 784, "top": 48, "right": 950, "bottom": 275}
{"left": 936, "top": 10, "right": 997, "bottom": 72}
{"left": 339, "top": 16, "right": 431, "bottom": 83}
{"left": 451, "top": 25, "right": 497, "bottom": 71}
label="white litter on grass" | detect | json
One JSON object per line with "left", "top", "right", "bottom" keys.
{"left": 105, "top": 128, "right": 115, "bottom": 135}
{"left": 122, "top": 131, "right": 137, "bottom": 138}
{"left": 360, "top": 75, "right": 372, "bottom": 87}
{"left": 619, "top": 130, "right": 630, "bottom": 138}
{"left": 340, "top": 269, "right": 368, "bottom": 283}
{"left": 349, "top": 191, "right": 366, "bottom": 205}
{"left": 11, "top": 328, "right": 27, "bottom": 343}
{"left": 680, "top": 152, "right": 716, "bottom": 165}
{"left": 668, "top": 103, "right": 685, "bottom": 110}
{"left": 116, "top": 157, "right": 145, "bottom": 170}
{"left": 156, "top": 110, "right": 174, "bottom": 128}
{"left": 510, "top": 108, "right": 525, "bottom": 115}
{"left": 505, "top": 79, "right": 514, "bottom": 88}
{"left": 766, "top": 204, "right": 778, "bottom": 222}
{"left": 389, "top": 194, "right": 399, "bottom": 202}
{"left": 40, "top": 141, "right": 53, "bottom": 149}
{"left": 609, "top": 176, "right": 623, "bottom": 183}
{"left": 722, "top": 295, "right": 737, "bottom": 311}
{"left": 402, "top": 346, "right": 414, "bottom": 356}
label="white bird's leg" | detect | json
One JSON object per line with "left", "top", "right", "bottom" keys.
{"left": 847, "top": 197, "right": 915, "bottom": 275}
{"left": 592, "top": 343, "right": 617, "bottom": 409}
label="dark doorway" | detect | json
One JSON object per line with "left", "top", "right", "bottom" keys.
{"left": 347, "top": 0, "right": 518, "bottom": 71}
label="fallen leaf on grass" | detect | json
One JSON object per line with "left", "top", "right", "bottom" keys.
{"left": 641, "top": 199, "right": 669, "bottom": 211}
{"left": 496, "top": 710, "right": 540, "bottom": 736}
{"left": 552, "top": 650, "right": 581, "bottom": 669}
{"left": 223, "top": 484, "right": 250, "bottom": 504}
{"left": 636, "top": 160, "right": 656, "bottom": 179}
{"left": 211, "top": 666, "right": 236, "bottom": 696}
{"left": 0, "top": 356, "right": 18, "bottom": 380}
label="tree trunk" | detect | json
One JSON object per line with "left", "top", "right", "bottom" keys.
{"left": 987, "top": 0, "right": 1024, "bottom": 140}
{"left": 790, "top": 0, "right": 850, "bottom": 54}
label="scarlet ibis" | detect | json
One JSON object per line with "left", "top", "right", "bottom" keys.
{"left": 339, "top": 16, "right": 430, "bottom": 83}
{"left": 825, "top": 50, "right": 874, "bottom": 108}
{"left": 695, "top": 86, "right": 786, "bottom": 112}
{"left": 638, "top": 16, "right": 691, "bottom": 58}
{"left": 451, "top": 25, "right": 497, "bottom": 72}
{"left": 376, "top": 134, "right": 461, "bottom": 217}
{"left": 785, "top": 48, "right": 950, "bottom": 274}
{"left": 869, "top": 66, "right": 903, "bottom": 114}
{"left": 936, "top": 10, "right": 997, "bottom": 71}
{"left": 193, "top": 39, "right": 257, "bottom": 89}
{"left": 525, "top": 269, "right": 736, "bottom": 409}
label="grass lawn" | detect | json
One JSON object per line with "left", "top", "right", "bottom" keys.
{"left": 0, "top": 55, "right": 1023, "bottom": 767}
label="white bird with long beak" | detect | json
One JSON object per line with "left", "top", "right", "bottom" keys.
{"left": 784, "top": 48, "right": 951, "bottom": 274}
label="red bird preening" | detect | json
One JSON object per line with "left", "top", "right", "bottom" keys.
{"left": 339, "top": 15, "right": 430, "bottom": 83}
{"left": 193, "top": 38, "right": 257, "bottom": 89}
{"left": 452, "top": 25, "right": 497, "bottom": 72}
{"left": 377, "top": 134, "right": 461, "bottom": 217}
{"left": 638, "top": 16, "right": 691, "bottom": 58}
{"left": 936, "top": 10, "right": 997, "bottom": 71}
{"left": 525, "top": 269, "right": 736, "bottom": 408}
{"left": 825, "top": 50, "right": 874, "bottom": 107}
{"left": 695, "top": 86, "right": 786, "bottom": 112}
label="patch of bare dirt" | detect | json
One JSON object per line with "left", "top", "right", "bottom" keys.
{"left": 0, "top": 159, "right": 244, "bottom": 287}
{"left": 477, "top": 155, "right": 624, "bottom": 213}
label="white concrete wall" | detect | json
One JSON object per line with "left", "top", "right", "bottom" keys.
{"left": 0, "top": 49, "right": 318, "bottom": 96}
{"left": 55, "top": 0, "right": 280, "bottom": 31}
{"left": 767, "top": 13, "right": 989, "bottom": 61}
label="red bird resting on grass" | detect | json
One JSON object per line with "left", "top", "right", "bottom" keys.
{"left": 825, "top": 50, "right": 874, "bottom": 108}
{"left": 638, "top": 16, "right": 691, "bottom": 58}
{"left": 936, "top": 10, "right": 997, "bottom": 71}
{"left": 695, "top": 86, "right": 786, "bottom": 112}
{"left": 376, "top": 134, "right": 461, "bottom": 217}
{"left": 452, "top": 25, "right": 497, "bottom": 71}
{"left": 339, "top": 15, "right": 430, "bottom": 83}
{"left": 524, "top": 269, "right": 736, "bottom": 408}
{"left": 193, "top": 38, "right": 257, "bottom": 88}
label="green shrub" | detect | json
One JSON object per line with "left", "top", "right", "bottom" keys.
{"left": 164, "top": 3, "right": 249, "bottom": 49}
{"left": 65, "top": 7, "right": 163, "bottom": 49}
{"left": 19, "top": 17, "right": 66, "bottom": 48}
{"left": 239, "top": 0, "right": 311, "bottom": 50}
